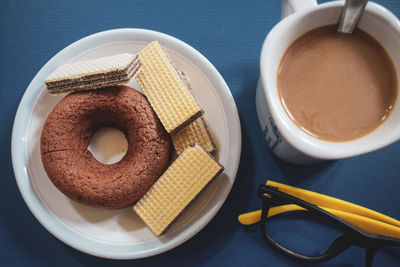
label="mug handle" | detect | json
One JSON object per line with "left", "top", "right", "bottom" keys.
{"left": 281, "top": 0, "right": 318, "bottom": 19}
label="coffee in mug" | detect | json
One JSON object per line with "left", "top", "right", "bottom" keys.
{"left": 277, "top": 24, "right": 397, "bottom": 142}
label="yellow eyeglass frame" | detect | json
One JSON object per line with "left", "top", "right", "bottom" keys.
{"left": 238, "top": 180, "right": 400, "bottom": 239}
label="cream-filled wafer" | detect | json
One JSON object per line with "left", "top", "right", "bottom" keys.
{"left": 45, "top": 53, "right": 140, "bottom": 94}
{"left": 133, "top": 143, "right": 224, "bottom": 236}
{"left": 136, "top": 41, "right": 203, "bottom": 134}
{"left": 172, "top": 117, "right": 216, "bottom": 155}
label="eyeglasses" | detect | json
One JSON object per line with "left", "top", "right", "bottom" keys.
{"left": 238, "top": 181, "right": 400, "bottom": 267}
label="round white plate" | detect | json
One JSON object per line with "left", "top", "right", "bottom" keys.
{"left": 11, "top": 29, "right": 241, "bottom": 259}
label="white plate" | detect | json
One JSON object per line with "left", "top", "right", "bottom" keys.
{"left": 11, "top": 29, "right": 241, "bottom": 259}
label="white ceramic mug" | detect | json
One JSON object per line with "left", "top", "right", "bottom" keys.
{"left": 256, "top": 0, "right": 400, "bottom": 164}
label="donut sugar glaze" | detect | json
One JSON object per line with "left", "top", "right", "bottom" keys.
{"left": 40, "top": 86, "right": 171, "bottom": 209}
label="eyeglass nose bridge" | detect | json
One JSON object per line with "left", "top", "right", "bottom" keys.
{"left": 320, "top": 225, "right": 383, "bottom": 266}
{"left": 357, "top": 235, "right": 386, "bottom": 267}
{"left": 346, "top": 229, "right": 382, "bottom": 250}
{"left": 305, "top": 229, "right": 382, "bottom": 265}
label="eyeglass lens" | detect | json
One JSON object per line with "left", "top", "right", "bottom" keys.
{"left": 264, "top": 210, "right": 342, "bottom": 256}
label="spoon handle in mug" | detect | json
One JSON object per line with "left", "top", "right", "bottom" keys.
{"left": 338, "top": 0, "right": 369, "bottom": 34}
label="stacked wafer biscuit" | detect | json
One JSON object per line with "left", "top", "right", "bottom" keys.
{"left": 136, "top": 41, "right": 203, "bottom": 134}
{"left": 45, "top": 53, "right": 140, "bottom": 94}
{"left": 136, "top": 41, "right": 216, "bottom": 154}
{"left": 133, "top": 41, "right": 222, "bottom": 235}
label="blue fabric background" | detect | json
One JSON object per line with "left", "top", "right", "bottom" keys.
{"left": 1, "top": 0, "right": 400, "bottom": 266}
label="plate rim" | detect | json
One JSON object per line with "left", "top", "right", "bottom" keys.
{"left": 11, "top": 28, "right": 241, "bottom": 259}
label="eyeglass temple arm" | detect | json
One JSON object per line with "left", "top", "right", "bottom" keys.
{"left": 238, "top": 204, "right": 400, "bottom": 239}
{"left": 266, "top": 180, "right": 400, "bottom": 228}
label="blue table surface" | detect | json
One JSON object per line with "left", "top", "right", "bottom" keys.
{"left": 1, "top": 0, "right": 400, "bottom": 266}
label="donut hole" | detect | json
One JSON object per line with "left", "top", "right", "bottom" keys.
{"left": 87, "top": 127, "right": 128, "bottom": 164}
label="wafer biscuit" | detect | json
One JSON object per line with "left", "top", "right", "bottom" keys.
{"left": 133, "top": 144, "right": 224, "bottom": 236}
{"left": 172, "top": 117, "right": 216, "bottom": 154}
{"left": 136, "top": 41, "right": 203, "bottom": 134}
{"left": 45, "top": 53, "right": 140, "bottom": 94}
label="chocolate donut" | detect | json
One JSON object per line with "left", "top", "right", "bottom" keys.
{"left": 40, "top": 86, "right": 170, "bottom": 209}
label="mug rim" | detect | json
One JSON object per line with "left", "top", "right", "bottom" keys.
{"left": 260, "top": 0, "right": 400, "bottom": 160}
